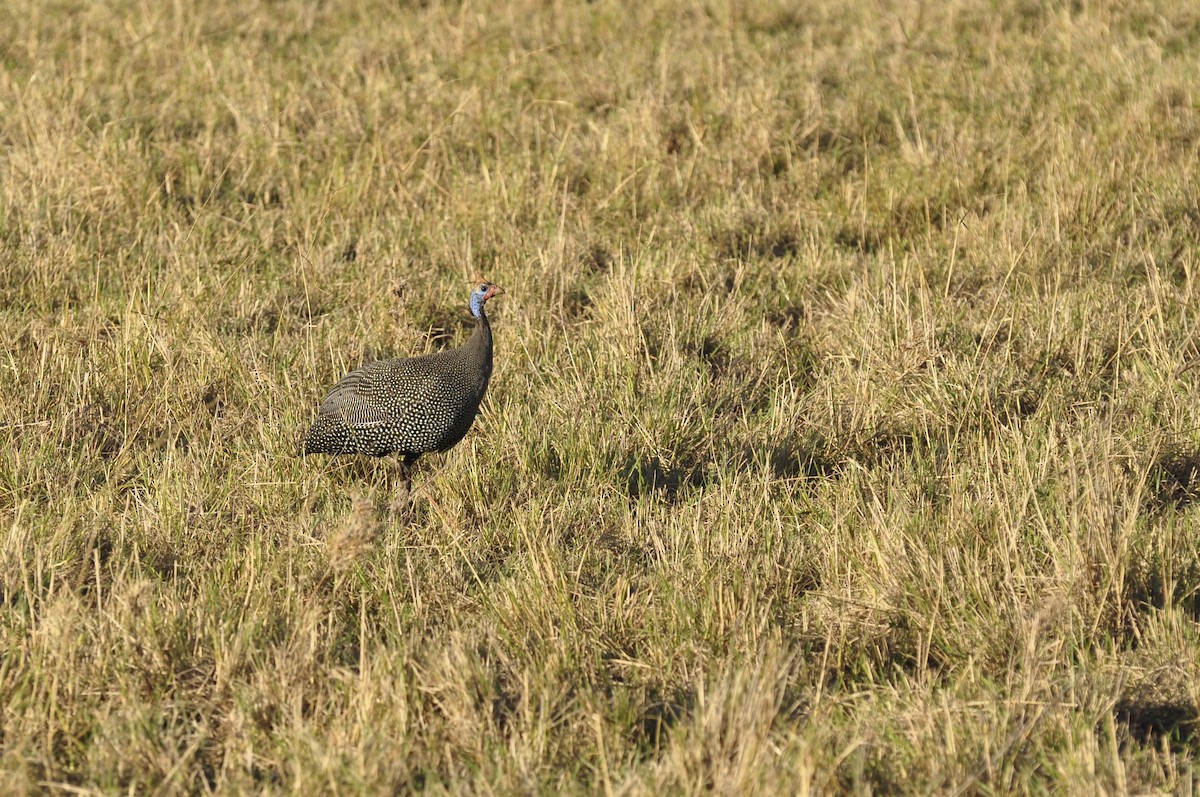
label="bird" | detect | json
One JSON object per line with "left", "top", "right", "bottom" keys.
{"left": 303, "top": 280, "right": 504, "bottom": 492}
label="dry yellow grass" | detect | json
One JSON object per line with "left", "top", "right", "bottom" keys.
{"left": 4, "top": 0, "right": 1200, "bottom": 793}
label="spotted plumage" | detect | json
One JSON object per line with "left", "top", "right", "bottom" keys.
{"left": 304, "top": 281, "right": 502, "bottom": 464}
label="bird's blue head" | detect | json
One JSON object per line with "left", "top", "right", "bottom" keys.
{"left": 469, "top": 280, "right": 503, "bottom": 319}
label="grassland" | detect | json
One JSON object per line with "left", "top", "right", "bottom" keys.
{"left": 4, "top": 0, "right": 1200, "bottom": 793}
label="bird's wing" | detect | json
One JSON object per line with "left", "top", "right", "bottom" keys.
{"left": 316, "top": 358, "right": 451, "bottom": 427}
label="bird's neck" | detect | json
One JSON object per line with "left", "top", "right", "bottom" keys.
{"left": 465, "top": 311, "right": 493, "bottom": 387}
{"left": 473, "top": 310, "right": 491, "bottom": 346}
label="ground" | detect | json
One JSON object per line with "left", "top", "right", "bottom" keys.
{"left": 3, "top": 0, "right": 1200, "bottom": 793}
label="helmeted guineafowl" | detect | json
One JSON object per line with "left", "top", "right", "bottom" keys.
{"left": 303, "top": 281, "right": 503, "bottom": 472}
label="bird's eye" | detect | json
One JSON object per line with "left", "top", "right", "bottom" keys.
{"left": 479, "top": 284, "right": 488, "bottom": 293}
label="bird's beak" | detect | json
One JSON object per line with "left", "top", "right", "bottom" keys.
{"left": 488, "top": 285, "right": 505, "bottom": 298}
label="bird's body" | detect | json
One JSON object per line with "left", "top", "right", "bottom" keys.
{"left": 304, "top": 282, "right": 501, "bottom": 466}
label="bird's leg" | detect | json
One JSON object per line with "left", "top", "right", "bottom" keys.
{"left": 402, "top": 458, "right": 450, "bottom": 521}
{"left": 386, "top": 455, "right": 412, "bottom": 515}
